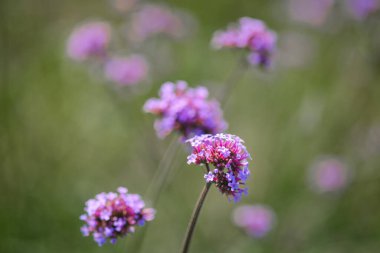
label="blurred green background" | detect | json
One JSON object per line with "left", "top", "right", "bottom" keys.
{"left": 1, "top": 0, "right": 380, "bottom": 252}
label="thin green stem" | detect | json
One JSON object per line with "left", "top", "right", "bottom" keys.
{"left": 137, "top": 55, "right": 247, "bottom": 252}
{"left": 133, "top": 137, "right": 180, "bottom": 253}
{"left": 219, "top": 55, "right": 249, "bottom": 108}
{"left": 145, "top": 136, "right": 180, "bottom": 203}
{"left": 181, "top": 183, "right": 211, "bottom": 253}
{"left": 181, "top": 164, "right": 211, "bottom": 253}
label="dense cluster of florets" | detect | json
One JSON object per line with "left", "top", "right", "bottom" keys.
{"left": 80, "top": 187, "right": 155, "bottom": 246}
{"left": 211, "top": 17, "right": 277, "bottom": 68}
{"left": 186, "top": 134, "right": 251, "bottom": 202}
{"left": 143, "top": 81, "right": 227, "bottom": 139}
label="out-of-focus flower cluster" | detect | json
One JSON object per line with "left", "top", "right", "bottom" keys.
{"left": 104, "top": 55, "right": 149, "bottom": 86}
{"left": 66, "top": 21, "right": 149, "bottom": 87}
{"left": 80, "top": 187, "right": 155, "bottom": 246}
{"left": 186, "top": 133, "right": 251, "bottom": 202}
{"left": 67, "top": 22, "right": 111, "bottom": 62}
{"left": 287, "top": 0, "right": 379, "bottom": 27}
{"left": 211, "top": 17, "right": 277, "bottom": 68}
{"left": 233, "top": 204, "right": 275, "bottom": 238}
{"left": 288, "top": 0, "right": 334, "bottom": 27}
{"left": 143, "top": 81, "right": 227, "bottom": 139}
{"left": 66, "top": 3, "right": 195, "bottom": 88}
{"left": 129, "top": 4, "right": 189, "bottom": 42}
{"left": 308, "top": 157, "right": 350, "bottom": 193}
{"left": 347, "top": 0, "right": 380, "bottom": 20}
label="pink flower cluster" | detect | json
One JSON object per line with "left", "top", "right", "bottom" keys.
{"left": 80, "top": 187, "right": 155, "bottom": 246}
{"left": 211, "top": 17, "right": 277, "bottom": 68}
{"left": 143, "top": 81, "right": 227, "bottom": 139}
{"left": 309, "top": 158, "right": 350, "bottom": 193}
{"left": 66, "top": 21, "right": 149, "bottom": 86}
{"left": 67, "top": 22, "right": 111, "bottom": 61}
{"left": 186, "top": 134, "right": 251, "bottom": 202}
{"left": 104, "top": 55, "right": 149, "bottom": 86}
{"left": 233, "top": 204, "right": 275, "bottom": 238}
{"left": 129, "top": 4, "right": 187, "bottom": 42}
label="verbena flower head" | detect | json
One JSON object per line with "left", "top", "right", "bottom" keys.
{"left": 347, "top": 0, "right": 380, "bottom": 20}
{"left": 233, "top": 204, "right": 275, "bottom": 238}
{"left": 309, "top": 157, "right": 350, "bottom": 193}
{"left": 129, "top": 4, "right": 186, "bottom": 41}
{"left": 186, "top": 133, "right": 251, "bottom": 202}
{"left": 211, "top": 17, "right": 277, "bottom": 68}
{"left": 143, "top": 81, "right": 227, "bottom": 139}
{"left": 67, "top": 21, "right": 111, "bottom": 61}
{"left": 80, "top": 187, "right": 155, "bottom": 246}
{"left": 104, "top": 55, "right": 149, "bottom": 86}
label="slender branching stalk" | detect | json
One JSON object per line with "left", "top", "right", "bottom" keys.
{"left": 181, "top": 164, "right": 211, "bottom": 253}
{"left": 137, "top": 56, "right": 248, "bottom": 252}
{"left": 146, "top": 136, "right": 180, "bottom": 204}
{"left": 220, "top": 56, "right": 249, "bottom": 108}
{"left": 132, "top": 136, "right": 180, "bottom": 252}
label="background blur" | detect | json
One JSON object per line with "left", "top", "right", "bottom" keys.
{"left": 1, "top": 0, "right": 380, "bottom": 252}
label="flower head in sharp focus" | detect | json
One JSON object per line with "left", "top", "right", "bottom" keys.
{"left": 233, "top": 204, "right": 275, "bottom": 238}
{"left": 67, "top": 21, "right": 111, "bottom": 62}
{"left": 211, "top": 17, "right": 277, "bottom": 69}
{"left": 347, "top": 0, "right": 380, "bottom": 20}
{"left": 143, "top": 81, "right": 227, "bottom": 139}
{"left": 308, "top": 157, "right": 351, "bottom": 193}
{"left": 104, "top": 55, "right": 149, "bottom": 86}
{"left": 186, "top": 133, "right": 252, "bottom": 202}
{"left": 80, "top": 187, "right": 155, "bottom": 246}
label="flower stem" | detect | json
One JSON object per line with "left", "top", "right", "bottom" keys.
{"left": 134, "top": 137, "right": 179, "bottom": 253}
{"left": 146, "top": 136, "right": 180, "bottom": 204}
{"left": 181, "top": 181, "right": 211, "bottom": 253}
{"left": 219, "top": 55, "right": 249, "bottom": 108}
{"left": 138, "top": 55, "right": 246, "bottom": 252}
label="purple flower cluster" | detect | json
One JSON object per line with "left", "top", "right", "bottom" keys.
{"left": 104, "top": 55, "right": 149, "bottom": 86}
{"left": 347, "top": 0, "right": 379, "bottom": 20}
{"left": 309, "top": 158, "right": 350, "bottom": 193}
{"left": 211, "top": 17, "right": 277, "bottom": 68}
{"left": 186, "top": 133, "right": 251, "bottom": 202}
{"left": 67, "top": 21, "right": 111, "bottom": 62}
{"left": 129, "top": 4, "right": 187, "bottom": 42}
{"left": 66, "top": 21, "right": 149, "bottom": 87}
{"left": 143, "top": 81, "right": 227, "bottom": 139}
{"left": 232, "top": 204, "right": 275, "bottom": 238}
{"left": 80, "top": 187, "right": 155, "bottom": 246}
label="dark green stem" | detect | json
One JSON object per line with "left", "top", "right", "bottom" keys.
{"left": 181, "top": 164, "right": 211, "bottom": 253}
